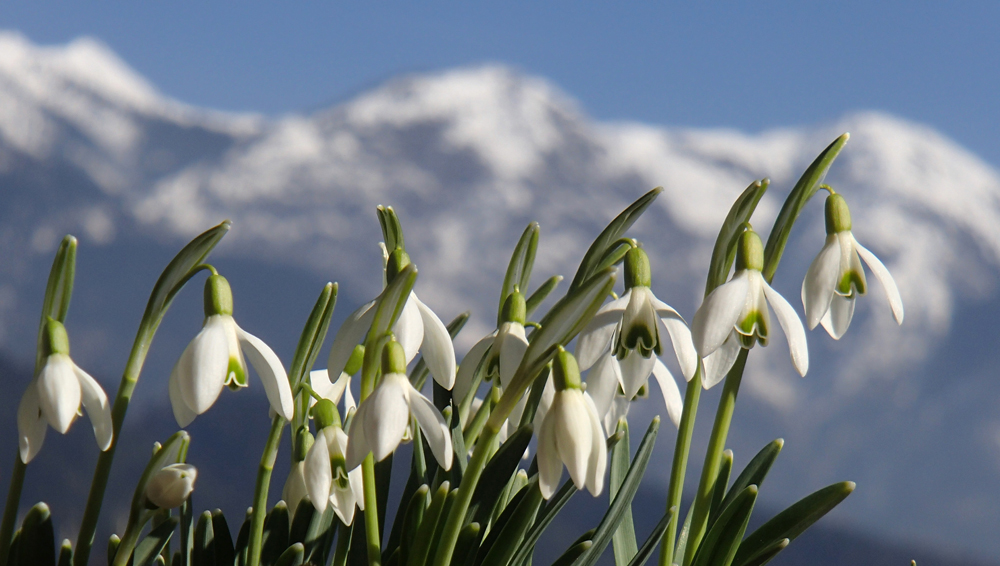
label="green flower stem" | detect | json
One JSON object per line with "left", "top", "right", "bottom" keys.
{"left": 0, "top": 457, "right": 26, "bottom": 566}
{"left": 658, "top": 368, "right": 703, "bottom": 566}
{"left": 246, "top": 415, "right": 286, "bottom": 566}
{"left": 361, "top": 454, "right": 381, "bottom": 566}
{"left": 111, "top": 510, "right": 151, "bottom": 566}
{"left": 681, "top": 350, "right": 748, "bottom": 566}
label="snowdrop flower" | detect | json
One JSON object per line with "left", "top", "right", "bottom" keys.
{"left": 692, "top": 229, "right": 808, "bottom": 388}
{"left": 168, "top": 274, "right": 294, "bottom": 427}
{"left": 345, "top": 340, "right": 453, "bottom": 471}
{"left": 145, "top": 463, "right": 197, "bottom": 509}
{"left": 327, "top": 249, "right": 456, "bottom": 390}
{"left": 304, "top": 400, "right": 364, "bottom": 525}
{"left": 801, "top": 192, "right": 904, "bottom": 339}
{"left": 537, "top": 347, "right": 607, "bottom": 500}
{"left": 454, "top": 289, "right": 530, "bottom": 404}
{"left": 576, "top": 246, "right": 696, "bottom": 418}
{"left": 586, "top": 349, "right": 683, "bottom": 429}
{"left": 309, "top": 345, "right": 362, "bottom": 414}
{"left": 17, "top": 318, "right": 112, "bottom": 463}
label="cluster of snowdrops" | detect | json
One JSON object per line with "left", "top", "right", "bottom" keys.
{"left": 2, "top": 133, "right": 903, "bottom": 566}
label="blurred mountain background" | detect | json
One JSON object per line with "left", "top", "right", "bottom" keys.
{"left": 0, "top": 31, "right": 998, "bottom": 564}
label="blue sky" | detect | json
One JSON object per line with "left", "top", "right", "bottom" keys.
{"left": 3, "top": 2, "right": 997, "bottom": 166}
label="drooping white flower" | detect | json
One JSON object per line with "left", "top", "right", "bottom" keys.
{"left": 454, "top": 289, "right": 530, "bottom": 405}
{"left": 576, "top": 246, "right": 696, "bottom": 419}
{"left": 692, "top": 229, "right": 808, "bottom": 388}
{"left": 345, "top": 340, "right": 453, "bottom": 471}
{"left": 801, "top": 192, "right": 904, "bottom": 339}
{"left": 17, "top": 319, "right": 113, "bottom": 464}
{"left": 585, "top": 349, "right": 683, "bottom": 429}
{"left": 304, "top": 424, "right": 365, "bottom": 525}
{"left": 327, "top": 250, "right": 456, "bottom": 390}
{"left": 145, "top": 463, "right": 198, "bottom": 509}
{"left": 283, "top": 460, "right": 310, "bottom": 518}
{"left": 537, "top": 348, "right": 607, "bottom": 500}
{"left": 168, "top": 275, "right": 294, "bottom": 427}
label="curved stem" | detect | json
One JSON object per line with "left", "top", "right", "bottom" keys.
{"left": 681, "top": 350, "right": 747, "bottom": 566}
{"left": 246, "top": 416, "right": 286, "bottom": 566}
{"left": 111, "top": 510, "right": 151, "bottom": 566}
{"left": 658, "top": 368, "right": 703, "bottom": 566}
{"left": 0, "top": 457, "right": 26, "bottom": 566}
{"left": 361, "top": 455, "right": 381, "bottom": 566}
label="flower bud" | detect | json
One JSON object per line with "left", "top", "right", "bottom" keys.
{"left": 623, "top": 246, "right": 652, "bottom": 289}
{"left": 41, "top": 318, "right": 70, "bottom": 357}
{"left": 552, "top": 347, "right": 582, "bottom": 391}
{"left": 500, "top": 289, "right": 527, "bottom": 325}
{"left": 345, "top": 345, "right": 365, "bottom": 376}
{"left": 824, "top": 193, "right": 852, "bottom": 235}
{"left": 145, "top": 463, "right": 197, "bottom": 509}
{"left": 381, "top": 340, "right": 408, "bottom": 375}
{"left": 294, "top": 427, "right": 315, "bottom": 462}
{"left": 203, "top": 274, "right": 233, "bottom": 317}
{"left": 734, "top": 230, "right": 764, "bottom": 272}
{"left": 313, "top": 399, "right": 341, "bottom": 430}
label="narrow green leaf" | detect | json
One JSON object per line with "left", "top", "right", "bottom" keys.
{"left": 301, "top": 505, "right": 334, "bottom": 566}
{"left": 476, "top": 482, "right": 542, "bottom": 566}
{"left": 469, "top": 425, "right": 533, "bottom": 525}
{"left": 106, "top": 535, "right": 119, "bottom": 566}
{"left": 233, "top": 511, "right": 251, "bottom": 566}
{"left": 260, "top": 502, "right": 289, "bottom": 566}
{"left": 132, "top": 518, "right": 178, "bottom": 566}
{"left": 705, "top": 180, "right": 767, "bottom": 296}
{"left": 499, "top": 223, "right": 540, "bottom": 327}
{"left": 573, "top": 417, "right": 660, "bottom": 566}
{"left": 377, "top": 205, "right": 405, "bottom": 253}
{"left": 707, "top": 449, "right": 734, "bottom": 528}
{"left": 625, "top": 509, "right": 673, "bottom": 566}
{"left": 594, "top": 239, "right": 633, "bottom": 274}
{"left": 146, "top": 221, "right": 231, "bottom": 324}
{"left": 210, "top": 510, "right": 235, "bottom": 566}
{"left": 610, "top": 419, "right": 638, "bottom": 566}
{"left": 450, "top": 523, "right": 480, "bottom": 566}
{"left": 509, "top": 480, "right": 576, "bottom": 566}
{"left": 737, "top": 538, "right": 787, "bottom": 566}
{"left": 367, "top": 264, "right": 418, "bottom": 343}
{"left": 192, "top": 511, "right": 214, "bottom": 566}
{"left": 179, "top": 498, "right": 194, "bottom": 566}
{"left": 290, "top": 283, "right": 337, "bottom": 398}
{"left": 691, "top": 485, "right": 757, "bottom": 566}
{"left": 570, "top": 187, "right": 662, "bottom": 292}
{"left": 552, "top": 541, "right": 591, "bottom": 566}
{"left": 733, "top": 481, "right": 854, "bottom": 566}
{"left": 718, "top": 440, "right": 783, "bottom": 523}
{"left": 385, "top": 475, "right": 426, "bottom": 565}
{"left": 516, "top": 366, "right": 550, "bottom": 429}
{"left": 524, "top": 275, "right": 562, "bottom": 318}
{"left": 56, "top": 539, "right": 72, "bottom": 566}
{"left": 36, "top": 235, "right": 76, "bottom": 371}
{"left": 672, "top": 500, "right": 695, "bottom": 563}
{"left": 762, "top": 133, "right": 849, "bottom": 283}
{"left": 273, "top": 543, "right": 304, "bottom": 566}
{"left": 376, "top": 454, "right": 394, "bottom": 537}
{"left": 397, "top": 485, "right": 429, "bottom": 566}
{"left": 17, "top": 503, "right": 55, "bottom": 566}
{"left": 408, "top": 482, "right": 450, "bottom": 566}
{"left": 289, "top": 503, "right": 315, "bottom": 548}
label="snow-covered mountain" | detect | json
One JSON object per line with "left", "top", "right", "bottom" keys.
{"left": 2, "top": 31, "right": 999, "bottom": 561}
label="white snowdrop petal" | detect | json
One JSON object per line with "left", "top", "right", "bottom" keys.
{"left": 583, "top": 393, "right": 607, "bottom": 497}
{"left": 304, "top": 431, "right": 333, "bottom": 513}
{"left": 364, "top": 376, "right": 411, "bottom": 463}
{"left": 585, "top": 351, "right": 622, "bottom": 420}
{"left": 37, "top": 355, "right": 81, "bottom": 434}
{"left": 408, "top": 384, "right": 453, "bottom": 471}
{"left": 454, "top": 334, "right": 494, "bottom": 405}
{"left": 762, "top": 280, "right": 809, "bottom": 377}
{"left": 74, "top": 364, "right": 113, "bottom": 451}
{"left": 536, "top": 411, "right": 563, "bottom": 500}
{"left": 328, "top": 300, "right": 376, "bottom": 377}
{"left": 414, "top": 295, "right": 457, "bottom": 389}
{"left": 17, "top": 385, "right": 46, "bottom": 464}
{"left": 182, "top": 317, "right": 229, "bottom": 414}
{"left": 575, "top": 292, "right": 630, "bottom": 370}
{"left": 617, "top": 350, "right": 656, "bottom": 400}
{"left": 801, "top": 236, "right": 842, "bottom": 329}
{"left": 852, "top": 236, "right": 904, "bottom": 324}
{"left": 555, "top": 392, "right": 592, "bottom": 489}
{"left": 692, "top": 273, "right": 750, "bottom": 356}
{"left": 393, "top": 294, "right": 424, "bottom": 364}
{"left": 820, "top": 294, "right": 855, "bottom": 340}
{"left": 702, "top": 333, "right": 740, "bottom": 390}
{"left": 651, "top": 360, "right": 683, "bottom": 427}
{"left": 345, "top": 407, "right": 371, "bottom": 472}
{"left": 168, "top": 373, "right": 197, "bottom": 428}
{"left": 237, "top": 324, "right": 294, "bottom": 420}
{"left": 498, "top": 324, "right": 529, "bottom": 389}
{"left": 650, "top": 297, "right": 699, "bottom": 380}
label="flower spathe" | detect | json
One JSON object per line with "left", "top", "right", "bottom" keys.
{"left": 145, "top": 463, "right": 197, "bottom": 509}
{"left": 345, "top": 340, "right": 453, "bottom": 471}
{"left": 168, "top": 275, "right": 294, "bottom": 427}
{"left": 17, "top": 319, "right": 113, "bottom": 464}
{"left": 801, "top": 192, "right": 904, "bottom": 339}
{"left": 692, "top": 230, "right": 809, "bottom": 388}
{"left": 537, "top": 348, "right": 607, "bottom": 500}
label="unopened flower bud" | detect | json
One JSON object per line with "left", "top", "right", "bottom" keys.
{"left": 203, "top": 274, "right": 233, "bottom": 317}
{"left": 500, "top": 289, "right": 527, "bottom": 325}
{"left": 623, "top": 246, "right": 652, "bottom": 289}
{"left": 313, "top": 399, "right": 340, "bottom": 430}
{"left": 734, "top": 230, "right": 764, "bottom": 272}
{"left": 41, "top": 318, "right": 70, "bottom": 357}
{"left": 552, "top": 347, "right": 582, "bottom": 391}
{"left": 294, "top": 427, "right": 315, "bottom": 462}
{"left": 146, "top": 463, "right": 197, "bottom": 509}
{"left": 381, "top": 340, "right": 408, "bottom": 375}
{"left": 344, "top": 345, "right": 365, "bottom": 376}
{"left": 824, "top": 193, "right": 852, "bottom": 234}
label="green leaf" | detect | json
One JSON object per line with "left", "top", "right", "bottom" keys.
{"left": 610, "top": 419, "right": 637, "bottom": 566}
{"left": 193, "top": 511, "right": 215, "bottom": 566}
{"left": 569, "top": 187, "right": 662, "bottom": 292}
{"left": 106, "top": 535, "right": 119, "bottom": 566}
{"left": 705, "top": 180, "right": 767, "bottom": 296}
{"left": 707, "top": 449, "right": 734, "bottom": 529}
{"left": 129, "top": 432, "right": 190, "bottom": 522}
{"left": 552, "top": 541, "right": 591, "bottom": 566}
{"left": 16, "top": 503, "right": 55, "bottom": 566}
{"left": 132, "top": 517, "right": 178, "bottom": 566}
{"left": 478, "top": 481, "right": 543, "bottom": 566}
{"left": 368, "top": 264, "right": 418, "bottom": 344}
{"left": 57, "top": 539, "right": 72, "bottom": 566}
{"left": 450, "top": 522, "right": 480, "bottom": 566}
{"left": 737, "top": 538, "right": 788, "bottom": 566}
{"left": 290, "top": 282, "right": 338, "bottom": 400}
{"left": 469, "top": 425, "right": 533, "bottom": 525}
{"left": 36, "top": 235, "right": 76, "bottom": 371}
{"left": 499, "top": 223, "right": 540, "bottom": 327}
{"left": 717, "top": 439, "right": 783, "bottom": 526}
{"left": 301, "top": 505, "right": 335, "bottom": 566}
{"left": 509, "top": 480, "right": 576, "bottom": 566}
{"left": 524, "top": 276, "right": 562, "bottom": 318}
{"left": 273, "top": 543, "right": 304, "bottom": 566}
{"left": 594, "top": 239, "right": 633, "bottom": 274}
{"left": 671, "top": 500, "right": 695, "bottom": 563}
{"left": 408, "top": 482, "right": 451, "bottom": 566}
{"left": 397, "top": 485, "right": 430, "bottom": 565}
{"left": 179, "top": 498, "right": 194, "bottom": 566}
{"left": 690, "top": 485, "right": 757, "bottom": 566}
{"left": 260, "top": 502, "right": 289, "bottom": 566}
{"left": 733, "top": 481, "right": 854, "bottom": 566}
{"left": 573, "top": 417, "right": 660, "bottom": 566}
{"left": 233, "top": 511, "right": 251, "bottom": 566}
{"left": 210, "top": 510, "right": 235, "bottom": 566}
{"left": 377, "top": 205, "right": 405, "bottom": 253}
{"left": 762, "top": 133, "right": 849, "bottom": 283}
{"left": 145, "top": 221, "right": 231, "bottom": 327}
{"left": 288, "top": 503, "right": 315, "bottom": 548}
{"left": 625, "top": 509, "right": 673, "bottom": 566}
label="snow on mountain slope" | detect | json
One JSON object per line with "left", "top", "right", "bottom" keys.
{"left": 2, "top": 35, "right": 1000, "bottom": 559}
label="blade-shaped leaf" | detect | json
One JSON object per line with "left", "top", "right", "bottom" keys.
{"left": 509, "top": 480, "right": 576, "bottom": 566}
{"left": 377, "top": 205, "right": 406, "bottom": 253}
{"left": 707, "top": 449, "right": 733, "bottom": 529}
{"left": 671, "top": 500, "right": 695, "bottom": 563}
{"left": 260, "top": 502, "right": 289, "bottom": 566}
{"left": 705, "top": 180, "right": 767, "bottom": 296}
{"left": 36, "top": 235, "right": 76, "bottom": 371}
{"left": 193, "top": 511, "right": 215, "bottom": 566}
{"left": 625, "top": 508, "right": 674, "bottom": 566}
{"left": 499, "top": 223, "right": 540, "bottom": 327}
{"left": 569, "top": 187, "right": 662, "bottom": 292}
{"left": 16, "top": 503, "right": 55, "bottom": 566}
{"left": 57, "top": 539, "right": 72, "bottom": 566}
{"left": 367, "top": 264, "right": 418, "bottom": 344}
{"left": 610, "top": 419, "right": 637, "bottom": 566}
{"left": 573, "top": 417, "right": 660, "bottom": 566}
{"left": 733, "top": 481, "right": 854, "bottom": 566}
{"left": 717, "top": 439, "right": 783, "bottom": 524}
{"left": 762, "top": 133, "right": 849, "bottom": 283}
{"left": 524, "top": 276, "right": 563, "bottom": 318}
{"left": 211, "top": 510, "right": 235, "bottom": 566}
{"left": 274, "top": 543, "right": 304, "bottom": 566}
{"left": 451, "top": 522, "right": 480, "bottom": 566}
{"left": 478, "top": 482, "right": 543, "bottom": 566}
{"left": 469, "top": 425, "right": 533, "bottom": 525}
{"left": 691, "top": 485, "right": 757, "bottom": 566}
{"left": 132, "top": 517, "right": 178, "bottom": 566}
{"left": 552, "top": 541, "right": 592, "bottom": 566}
{"left": 737, "top": 538, "right": 787, "bottom": 566}
{"left": 146, "top": 221, "right": 231, "bottom": 324}
{"left": 290, "top": 283, "right": 338, "bottom": 404}
{"left": 409, "top": 482, "right": 450, "bottom": 566}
